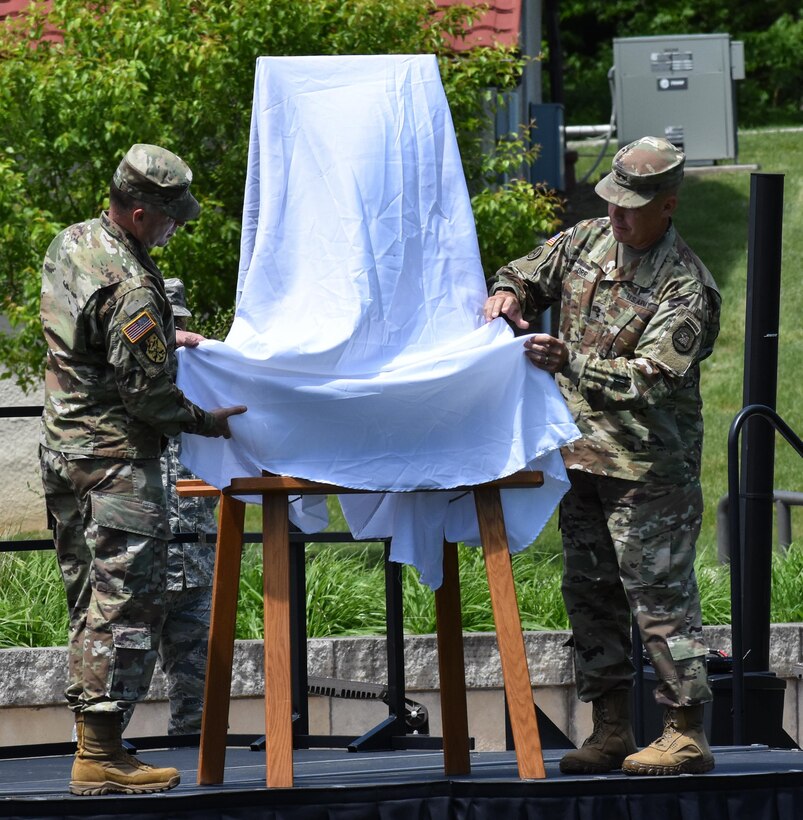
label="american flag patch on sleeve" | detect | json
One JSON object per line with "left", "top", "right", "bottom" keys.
{"left": 122, "top": 310, "right": 157, "bottom": 344}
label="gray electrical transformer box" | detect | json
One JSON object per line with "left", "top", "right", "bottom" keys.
{"left": 613, "top": 34, "right": 744, "bottom": 163}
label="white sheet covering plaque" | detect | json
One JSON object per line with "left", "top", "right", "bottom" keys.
{"left": 177, "top": 54, "right": 579, "bottom": 588}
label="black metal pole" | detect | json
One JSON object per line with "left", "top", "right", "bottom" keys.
{"left": 384, "top": 544, "right": 407, "bottom": 725}
{"left": 289, "top": 542, "right": 309, "bottom": 737}
{"left": 544, "top": 0, "right": 565, "bottom": 105}
{"left": 728, "top": 405, "right": 803, "bottom": 745}
{"left": 727, "top": 410, "right": 747, "bottom": 746}
{"left": 740, "top": 173, "right": 783, "bottom": 673}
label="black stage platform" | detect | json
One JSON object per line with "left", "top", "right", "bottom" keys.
{"left": 1, "top": 744, "right": 802, "bottom": 819}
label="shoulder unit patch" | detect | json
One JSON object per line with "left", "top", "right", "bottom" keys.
{"left": 672, "top": 317, "right": 699, "bottom": 354}
{"left": 145, "top": 334, "right": 167, "bottom": 364}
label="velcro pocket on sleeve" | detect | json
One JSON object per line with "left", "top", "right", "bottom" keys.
{"left": 654, "top": 306, "right": 702, "bottom": 377}
{"left": 115, "top": 309, "right": 169, "bottom": 379}
{"left": 91, "top": 491, "right": 171, "bottom": 540}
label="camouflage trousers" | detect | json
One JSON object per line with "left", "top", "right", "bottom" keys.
{"left": 39, "top": 446, "right": 169, "bottom": 714}
{"left": 119, "top": 583, "right": 212, "bottom": 736}
{"left": 137, "top": 436, "right": 216, "bottom": 735}
{"left": 560, "top": 470, "right": 712, "bottom": 708}
{"left": 157, "top": 583, "right": 212, "bottom": 734}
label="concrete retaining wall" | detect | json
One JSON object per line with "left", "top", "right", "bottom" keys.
{"left": 1, "top": 625, "right": 801, "bottom": 750}
{"left": 0, "top": 339, "right": 46, "bottom": 537}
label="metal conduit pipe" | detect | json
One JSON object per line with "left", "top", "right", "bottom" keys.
{"left": 717, "top": 490, "right": 803, "bottom": 561}
{"left": 564, "top": 124, "right": 615, "bottom": 139}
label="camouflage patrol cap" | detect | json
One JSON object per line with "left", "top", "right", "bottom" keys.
{"left": 113, "top": 143, "right": 201, "bottom": 222}
{"left": 163, "top": 277, "right": 192, "bottom": 318}
{"left": 595, "top": 136, "right": 685, "bottom": 208}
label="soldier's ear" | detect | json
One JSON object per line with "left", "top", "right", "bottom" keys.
{"left": 662, "top": 194, "right": 678, "bottom": 218}
{"left": 131, "top": 207, "right": 147, "bottom": 225}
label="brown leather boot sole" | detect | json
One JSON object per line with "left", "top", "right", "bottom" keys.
{"left": 69, "top": 773, "right": 180, "bottom": 796}
{"left": 622, "top": 757, "right": 715, "bottom": 776}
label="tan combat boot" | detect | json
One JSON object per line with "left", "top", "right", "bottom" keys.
{"left": 70, "top": 712, "right": 181, "bottom": 796}
{"left": 622, "top": 704, "right": 715, "bottom": 775}
{"left": 560, "top": 689, "right": 637, "bottom": 774}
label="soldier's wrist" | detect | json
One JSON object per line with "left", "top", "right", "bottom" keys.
{"left": 561, "top": 350, "right": 586, "bottom": 384}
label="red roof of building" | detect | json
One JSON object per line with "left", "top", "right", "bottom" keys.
{"left": 0, "top": 0, "right": 35, "bottom": 14}
{"left": 435, "top": 0, "right": 522, "bottom": 51}
{"left": 0, "top": 0, "right": 61, "bottom": 43}
{"left": 2, "top": 1, "right": 523, "bottom": 51}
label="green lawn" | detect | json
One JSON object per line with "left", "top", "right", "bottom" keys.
{"left": 573, "top": 129, "right": 803, "bottom": 561}
{"left": 680, "top": 130, "right": 803, "bottom": 559}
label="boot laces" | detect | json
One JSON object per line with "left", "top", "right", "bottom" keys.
{"left": 120, "top": 750, "right": 154, "bottom": 771}
{"left": 652, "top": 710, "right": 681, "bottom": 750}
{"left": 583, "top": 701, "right": 611, "bottom": 746}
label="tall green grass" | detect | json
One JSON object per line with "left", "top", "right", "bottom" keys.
{"left": 9, "top": 481, "right": 800, "bottom": 643}
{"left": 3, "top": 531, "right": 803, "bottom": 647}
{"left": 0, "top": 550, "right": 68, "bottom": 647}
{"left": 233, "top": 536, "right": 803, "bottom": 639}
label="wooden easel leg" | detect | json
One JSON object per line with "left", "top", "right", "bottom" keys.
{"left": 263, "top": 494, "right": 294, "bottom": 787}
{"left": 198, "top": 494, "right": 245, "bottom": 785}
{"left": 435, "top": 539, "right": 471, "bottom": 775}
{"left": 474, "top": 486, "right": 546, "bottom": 779}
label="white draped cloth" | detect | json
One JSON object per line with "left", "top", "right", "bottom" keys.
{"left": 177, "top": 54, "right": 579, "bottom": 588}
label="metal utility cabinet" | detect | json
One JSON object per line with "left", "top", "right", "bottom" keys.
{"left": 613, "top": 34, "right": 745, "bottom": 163}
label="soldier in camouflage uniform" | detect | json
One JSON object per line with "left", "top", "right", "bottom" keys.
{"left": 484, "top": 137, "right": 721, "bottom": 776}
{"left": 157, "top": 434, "right": 216, "bottom": 735}
{"left": 39, "top": 144, "right": 246, "bottom": 795}
{"left": 121, "top": 277, "right": 218, "bottom": 736}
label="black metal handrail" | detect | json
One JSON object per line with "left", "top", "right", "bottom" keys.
{"left": 727, "top": 403, "right": 803, "bottom": 745}
{"left": 0, "top": 405, "right": 42, "bottom": 418}
{"left": 1, "top": 531, "right": 385, "bottom": 552}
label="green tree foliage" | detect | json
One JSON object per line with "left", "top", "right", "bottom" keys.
{"left": 554, "top": 0, "right": 803, "bottom": 126}
{"left": 0, "top": 0, "right": 560, "bottom": 387}
{"left": 469, "top": 126, "right": 562, "bottom": 275}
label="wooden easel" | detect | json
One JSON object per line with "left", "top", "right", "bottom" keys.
{"left": 179, "top": 471, "right": 547, "bottom": 788}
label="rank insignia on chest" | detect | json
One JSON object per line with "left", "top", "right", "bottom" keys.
{"left": 122, "top": 310, "right": 157, "bottom": 344}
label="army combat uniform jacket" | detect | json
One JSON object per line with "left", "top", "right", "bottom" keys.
{"left": 492, "top": 218, "right": 721, "bottom": 707}
{"left": 40, "top": 211, "right": 215, "bottom": 457}
{"left": 40, "top": 211, "right": 220, "bottom": 714}
{"left": 491, "top": 217, "right": 721, "bottom": 486}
